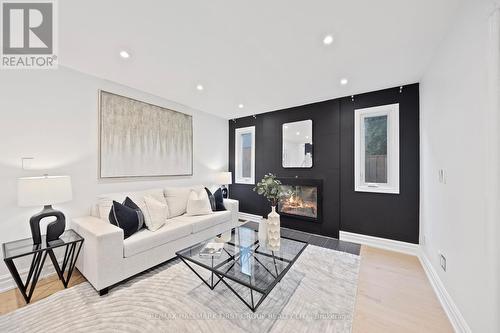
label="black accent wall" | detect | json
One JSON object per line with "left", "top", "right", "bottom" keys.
{"left": 229, "top": 83, "right": 419, "bottom": 243}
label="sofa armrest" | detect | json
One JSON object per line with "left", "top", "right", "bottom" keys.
{"left": 71, "top": 216, "right": 123, "bottom": 291}
{"left": 223, "top": 199, "right": 239, "bottom": 226}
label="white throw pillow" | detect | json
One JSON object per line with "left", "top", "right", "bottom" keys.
{"left": 164, "top": 186, "right": 204, "bottom": 218}
{"left": 186, "top": 189, "right": 213, "bottom": 216}
{"left": 143, "top": 196, "right": 169, "bottom": 231}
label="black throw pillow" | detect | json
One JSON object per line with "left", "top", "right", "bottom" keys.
{"left": 204, "top": 187, "right": 217, "bottom": 211}
{"left": 109, "top": 199, "right": 144, "bottom": 239}
{"left": 123, "top": 197, "right": 145, "bottom": 230}
{"left": 213, "top": 188, "right": 226, "bottom": 211}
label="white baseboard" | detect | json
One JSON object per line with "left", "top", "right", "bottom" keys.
{"left": 0, "top": 224, "right": 469, "bottom": 333}
{"left": 338, "top": 230, "right": 470, "bottom": 333}
{"left": 339, "top": 231, "right": 419, "bottom": 256}
{"left": 418, "top": 251, "right": 472, "bottom": 333}
{"left": 238, "top": 212, "right": 262, "bottom": 223}
{"left": 0, "top": 260, "right": 63, "bottom": 293}
{"left": 0, "top": 274, "right": 17, "bottom": 292}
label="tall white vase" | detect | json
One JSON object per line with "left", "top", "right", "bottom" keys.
{"left": 257, "top": 217, "right": 267, "bottom": 247}
{"left": 266, "top": 206, "right": 281, "bottom": 251}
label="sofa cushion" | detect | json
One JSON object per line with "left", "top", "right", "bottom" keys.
{"left": 123, "top": 197, "right": 145, "bottom": 230}
{"left": 186, "top": 189, "right": 213, "bottom": 216}
{"left": 143, "top": 195, "right": 168, "bottom": 231}
{"left": 213, "top": 188, "right": 226, "bottom": 211}
{"left": 123, "top": 219, "right": 192, "bottom": 257}
{"left": 97, "top": 189, "right": 165, "bottom": 221}
{"left": 172, "top": 210, "right": 231, "bottom": 233}
{"left": 204, "top": 187, "right": 217, "bottom": 211}
{"left": 164, "top": 185, "right": 204, "bottom": 218}
{"left": 109, "top": 200, "right": 143, "bottom": 239}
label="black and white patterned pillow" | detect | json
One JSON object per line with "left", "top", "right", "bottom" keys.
{"left": 109, "top": 197, "right": 145, "bottom": 239}
{"left": 204, "top": 187, "right": 217, "bottom": 211}
{"left": 213, "top": 188, "right": 226, "bottom": 211}
{"left": 123, "top": 197, "right": 145, "bottom": 230}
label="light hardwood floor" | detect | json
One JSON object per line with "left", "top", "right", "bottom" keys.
{"left": 353, "top": 246, "right": 453, "bottom": 333}
{"left": 0, "top": 270, "right": 85, "bottom": 316}
{"left": 0, "top": 246, "right": 453, "bottom": 332}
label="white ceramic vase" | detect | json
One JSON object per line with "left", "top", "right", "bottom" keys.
{"left": 266, "top": 206, "right": 281, "bottom": 251}
{"left": 257, "top": 217, "right": 268, "bottom": 247}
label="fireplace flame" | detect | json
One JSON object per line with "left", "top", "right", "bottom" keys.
{"left": 279, "top": 185, "right": 318, "bottom": 219}
{"left": 282, "top": 193, "right": 316, "bottom": 211}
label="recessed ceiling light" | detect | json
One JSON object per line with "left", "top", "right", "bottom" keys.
{"left": 196, "top": 84, "right": 204, "bottom": 91}
{"left": 296, "top": 131, "right": 300, "bottom": 135}
{"left": 340, "top": 78, "right": 348, "bottom": 85}
{"left": 323, "top": 35, "right": 334, "bottom": 45}
{"left": 284, "top": 125, "right": 288, "bottom": 129}
{"left": 119, "top": 50, "right": 130, "bottom": 59}
{"left": 238, "top": 104, "right": 244, "bottom": 109}
{"left": 305, "top": 136, "right": 310, "bottom": 139}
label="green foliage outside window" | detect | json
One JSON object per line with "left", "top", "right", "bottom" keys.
{"left": 365, "top": 116, "right": 387, "bottom": 156}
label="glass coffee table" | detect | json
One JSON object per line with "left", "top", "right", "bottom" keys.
{"left": 176, "top": 226, "right": 308, "bottom": 312}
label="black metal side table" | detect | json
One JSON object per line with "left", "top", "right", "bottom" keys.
{"left": 2, "top": 229, "right": 84, "bottom": 304}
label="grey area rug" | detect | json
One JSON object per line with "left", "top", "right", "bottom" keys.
{"left": 0, "top": 245, "right": 360, "bottom": 333}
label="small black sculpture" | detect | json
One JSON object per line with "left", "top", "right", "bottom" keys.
{"left": 29, "top": 205, "right": 65, "bottom": 245}
{"left": 221, "top": 186, "right": 228, "bottom": 199}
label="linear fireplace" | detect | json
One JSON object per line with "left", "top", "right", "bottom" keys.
{"left": 277, "top": 178, "right": 322, "bottom": 223}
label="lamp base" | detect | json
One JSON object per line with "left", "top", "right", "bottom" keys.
{"left": 29, "top": 205, "right": 66, "bottom": 245}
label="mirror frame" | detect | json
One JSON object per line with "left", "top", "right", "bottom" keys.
{"left": 281, "top": 119, "right": 313, "bottom": 169}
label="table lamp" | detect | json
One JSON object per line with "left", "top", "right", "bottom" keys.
{"left": 216, "top": 172, "right": 232, "bottom": 198}
{"left": 18, "top": 175, "right": 72, "bottom": 244}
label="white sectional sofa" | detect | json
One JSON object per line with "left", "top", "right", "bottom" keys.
{"left": 71, "top": 186, "right": 239, "bottom": 295}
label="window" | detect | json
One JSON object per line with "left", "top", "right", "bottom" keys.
{"left": 235, "top": 126, "right": 255, "bottom": 184}
{"left": 354, "top": 103, "right": 399, "bottom": 194}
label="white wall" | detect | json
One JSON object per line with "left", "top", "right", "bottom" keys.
{"left": 420, "top": 0, "right": 499, "bottom": 331}
{"left": 0, "top": 66, "right": 228, "bottom": 288}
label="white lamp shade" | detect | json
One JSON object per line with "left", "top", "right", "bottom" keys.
{"left": 18, "top": 176, "right": 72, "bottom": 207}
{"left": 216, "top": 172, "right": 232, "bottom": 185}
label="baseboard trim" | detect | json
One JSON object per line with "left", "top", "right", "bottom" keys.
{"left": 238, "top": 212, "right": 262, "bottom": 223}
{"left": 418, "top": 251, "right": 472, "bottom": 333}
{"left": 0, "top": 274, "right": 16, "bottom": 293}
{"left": 339, "top": 230, "right": 470, "bottom": 332}
{"left": 0, "top": 260, "right": 62, "bottom": 293}
{"left": 0, "top": 226, "right": 470, "bottom": 332}
{"left": 339, "top": 231, "right": 419, "bottom": 256}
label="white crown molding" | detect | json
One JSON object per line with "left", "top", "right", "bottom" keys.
{"left": 339, "top": 230, "right": 419, "bottom": 256}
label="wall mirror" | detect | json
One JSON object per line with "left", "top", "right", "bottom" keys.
{"left": 282, "top": 119, "right": 313, "bottom": 168}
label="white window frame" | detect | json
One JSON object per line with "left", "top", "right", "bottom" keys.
{"left": 235, "top": 126, "right": 255, "bottom": 184}
{"left": 354, "top": 103, "right": 399, "bottom": 194}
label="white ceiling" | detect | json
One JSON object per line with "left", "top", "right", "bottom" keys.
{"left": 60, "top": 0, "right": 462, "bottom": 119}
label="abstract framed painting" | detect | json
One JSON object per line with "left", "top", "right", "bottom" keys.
{"left": 98, "top": 90, "right": 193, "bottom": 178}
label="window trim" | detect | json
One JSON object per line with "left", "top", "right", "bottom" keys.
{"left": 354, "top": 103, "right": 400, "bottom": 194}
{"left": 235, "top": 126, "right": 256, "bottom": 184}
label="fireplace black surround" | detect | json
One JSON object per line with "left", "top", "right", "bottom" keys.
{"left": 277, "top": 178, "right": 323, "bottom": 223}
{"left": 229, "top": 84, "right": 419, "bottom": 242}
